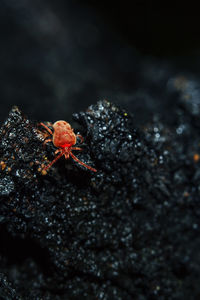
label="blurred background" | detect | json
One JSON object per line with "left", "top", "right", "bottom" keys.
{"left": 0, "top": 0, "right": 200, "bottom": 126}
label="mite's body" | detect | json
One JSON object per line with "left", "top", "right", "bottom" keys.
{"left": 39, "top": 121, "right": 97, "bottom": 173}
{"left": 53, "top": 121, "right": 76, "bottom": 148}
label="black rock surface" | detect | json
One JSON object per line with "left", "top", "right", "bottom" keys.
{"left": 0, "top": 99, "right": 200, "bottom": 299}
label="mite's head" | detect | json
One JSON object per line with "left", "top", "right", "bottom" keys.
{"left": 53, "top": 121, "right": 71, "bottom": 132}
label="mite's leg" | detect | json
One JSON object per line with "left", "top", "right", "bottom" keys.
{"left": 76, "top": 134, "right": 84, "bottom": 144}
{"left": 39, "top": 122, "right": 53, "bottom": 136}
{"left": 43, "top": 151, "right": 64, "bottom": 171}
{"left": 46, "top": 122, "right": 54, "bottom": 127}
{"left": 43, "top": 139, "right": 52, "bottom": 147}
{"left": 68, "top": 147, "right": 82, "bottom": 159}
{"left": 55, "top": 149, "right": 62, "bottom": 155}
{"left": 71, "top": 147, "right": 83, "bottom": 151}
{"left": 70, "top": 152, "right": 97, "bottom": 172}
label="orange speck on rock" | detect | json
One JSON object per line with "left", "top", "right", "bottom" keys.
{"left": 183, "top": 191, "right": 190, "bottom": 197}
{"left": 41, "top": 169, "right": 47, "bottom": 176}
{"left": 193, "top": 153, "right": 200, "bottom": 163}
{"left": 37, "top": 167, "right": 47, "bottom": 176}
{"left": 0, "top": 161, "right": 6, "bottom": 171}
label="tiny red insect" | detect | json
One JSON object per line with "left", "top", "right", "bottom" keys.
{"left": 39, "top": 121, "right": 97, "bottom": 172}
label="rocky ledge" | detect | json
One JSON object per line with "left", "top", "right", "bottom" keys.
{"left": 0, "top": 99, "right": 199, "bottom": 299}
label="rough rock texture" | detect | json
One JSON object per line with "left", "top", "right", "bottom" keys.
{"left": 0, "top": 98, "right": 200, "bottom": 299}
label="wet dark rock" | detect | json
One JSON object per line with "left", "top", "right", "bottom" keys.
{"left": 0, "top": 272, "right": 20, "bottom": 300}
{"left": 0, "top": 176, "right": 15, "bottom": 196}
{"left": 0, "top": 100, "right": 200, "bottom": 299}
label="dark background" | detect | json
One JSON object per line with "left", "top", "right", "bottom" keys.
{"left": 1, "top": 2, "right": 200, "bottom": 299}
{"left": 0, "top": 0, "right": 200, "bottom": 125}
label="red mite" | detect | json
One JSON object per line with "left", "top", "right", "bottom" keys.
{"left": 39, "top": 121, "right": 97, "bottom": 173}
